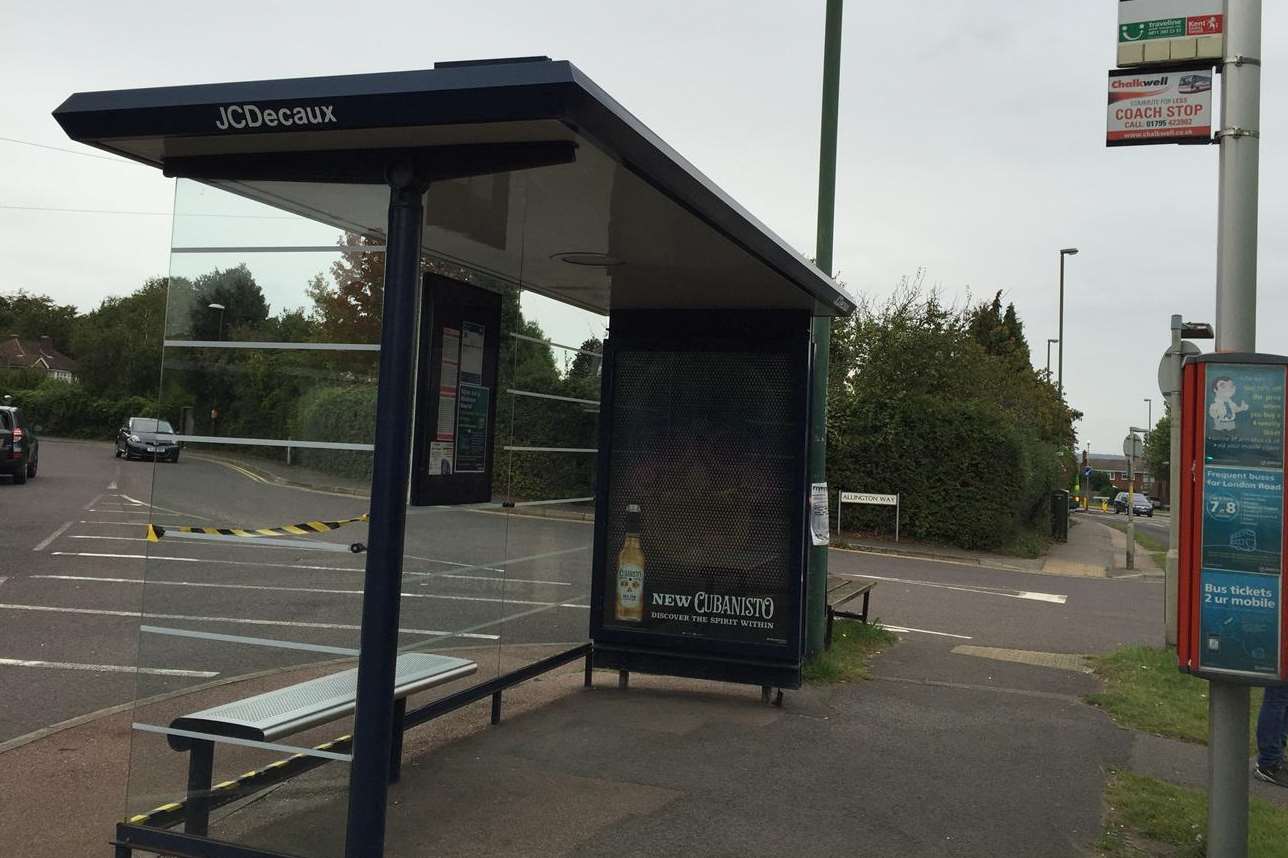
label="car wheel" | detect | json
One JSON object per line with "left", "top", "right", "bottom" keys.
{"left": 12, "top": 467, "right": 26, "bottom": 485}
{"left": 114, "top": 446, "right": 122, "bottom": 458}
{"left": 170, "top": 452, "right": 180, "bottom": 463}
{"left": 26, "top": 457, "right": 36, "bottom": 478}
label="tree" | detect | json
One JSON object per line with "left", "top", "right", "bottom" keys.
{"left": 0, "top": 291, "right": 78, "bottom": 353}
{"left": 308, "top": 233, "right": 384, "bottom": 343}
{"left": 1145, "top": 405, "right": 1172, "bottom": 482}
{"left": 825, "top": 278, "right": 1079, "bottom": 550}
{"left": 71, "top": 278, "right": 174, "bottom": 397}
{"left": 191, "top": 264, "right": 270, "bottom": 339}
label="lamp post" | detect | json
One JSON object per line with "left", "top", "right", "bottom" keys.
{"left": 1046, "top": 338, "right": 1058, "bottom": 378}
{"left": 1145, "top": 397, "right": 1152, "bottom": 430}
{"left": 208, "top": 302, "right": 226, "bottom": 340}
{"left": 1058, "top": 248, "right": 1078, "bottom": 397}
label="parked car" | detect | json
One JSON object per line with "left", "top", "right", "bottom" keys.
{"left": 116, "top": 417, "right": 181, "bottom": 462}
{"left": 0, "top": 405, "right": 38, "bottom": 484}
{"left": 1113, "top": 491, "right": 1153, "bottom": 517}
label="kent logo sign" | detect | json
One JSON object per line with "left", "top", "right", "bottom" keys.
{"left": 216, "top": 103, "right": 337, "bottom": 131}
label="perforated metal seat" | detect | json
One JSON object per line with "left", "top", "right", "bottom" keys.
{"left": 169, "top": 652, "right": 476, "bottom": 748}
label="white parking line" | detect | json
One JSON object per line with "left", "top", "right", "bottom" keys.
{"left": 841, "top": 573, "right": 1068, "bottom": 605}
{"left": 0, "top": 657, "right": 217, "bottom": 678}
{"left": 81, "top": 520, "right": 180, "bottom": 527}
{"left": 142, "top": 625, "right": 358, "bottom": 657}
{"left": 33, "top": 575, "right": 591, "bottom": 609}
{"left": 0, "top": 603, "right": 499, "bottom": 640}
{"left": 49, "top": 550, "right": 574, "bottom": 586}
{"left": 32, "top": 520, "right": 74, "bottom": 552}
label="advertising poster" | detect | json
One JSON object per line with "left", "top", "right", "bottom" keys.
{"left": 1107, "top": 68, "right": 1213, "bottom": 145}
{"left": 454, "top": 383, "right": 489, "bottom": 474}
{"left": 428, "top": 441, "right": 454, "bottom": 476}
{"left": 1204, "top": 364, "right": 1285, "bottom": 468}
{"left": 1199, "top": 568, "right": 1279, "bottom": 676}
{"left": 434, "top": 326, "right": 461, "bottom": 446}
{"left": 460, "top": 321, "right": 485, "bottom": 386}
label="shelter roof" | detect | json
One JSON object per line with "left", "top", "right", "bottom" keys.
{"left": 54, "top": 58, "right": 853, "bottom": 317}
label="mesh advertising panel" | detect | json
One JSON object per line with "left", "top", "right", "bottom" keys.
{"left": 591, "top": 310, "right": 811, "bottom": 682}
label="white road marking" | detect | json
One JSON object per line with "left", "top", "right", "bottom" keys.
{"left": 0, "top": 578, "right": 7, "bottom": 588}
{"left": 106, "top": 479, "right": 117, "bottom": 491}
{"left": 81, "top": 520, "right": 180, "bottom": 527}
{"left": 69, "top": 535, "right": 148, "bottom": 542}
{"left": 86, "top": 509, "right": 149, "bottom": 514}
{"left": 142, "top": 625, "right": 359, "bottom": 656}
{"left": 82, "top": 493, "right": 103, "bottom": 512}
{"left": 32, "top": 520, "right": 74, "bottom": 552}
{"left": 33, "top": 574, "right": 591, "bottom": 609}
{"left": 118, "top": 493, "right": 208, "bottom": 520}
{"left": 883, "top": 625, "right": 974, "bottom": 640}
{"left": 841, "top": 573, "right": 1068, "bottom": 605}
{"left": 53, "top": 551, "right": 365, "bottom": 574}
{"left": 0, "top": 603, "right": 499, "bottom": 640}
{"left": 0, "top": 657, "right": 217, "bottom": 678}
{"left": 411, "top": 545, "right": 587, "bottom": 584}
{"left": 49, "top": 550, "right": 573, "bottom": 586}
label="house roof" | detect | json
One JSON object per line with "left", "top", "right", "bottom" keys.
{"left": 52, "top": 57, "right": 853, "bottom": 318}
{"left": 1, "top": 336, "right": 79, "bottom": 373}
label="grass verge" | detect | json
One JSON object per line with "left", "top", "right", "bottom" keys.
{"left": 998, "top": 525, "right": 1052, "bottom": 559}
{"left": 1099, "top": 771, "right": 1288, "bottom": 857}
{"left": 1087, "top": 645, "right": 1262, "bottom": 749}
{"left": 1105, "top": 520, "right": 1168, "bottom": 569}
{"left": 803, "top": 620, "right": 898, "bottom": 683}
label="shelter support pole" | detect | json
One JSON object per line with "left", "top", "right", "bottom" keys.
{"left": 344, "top": 164, "right": 427, "bottom": 858}
{"left": 806, "top": 0, "right": 844, "bottom": 656}
{"left": 1208, "top": 2, "right": 1261, "bottom": 855}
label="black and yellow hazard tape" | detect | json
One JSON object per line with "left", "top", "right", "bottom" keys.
{"left": 146, "top": 513, "right": 368, "bottom": 543}
{"left": 126, "top": 734, "right": 354, "bottom": 829}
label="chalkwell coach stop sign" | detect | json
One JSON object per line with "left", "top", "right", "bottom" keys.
{"left": 1107, "top": 68, "right": 1213, "bottom": 145}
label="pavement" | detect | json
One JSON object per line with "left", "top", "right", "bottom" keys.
{"left": 0, "top": 444, "right": 1272, "bottom": 857}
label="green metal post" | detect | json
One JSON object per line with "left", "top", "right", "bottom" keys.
{"left": 806, "top": 0, "right": 844, "bottom": 655}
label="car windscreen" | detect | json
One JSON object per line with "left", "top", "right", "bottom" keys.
{"left": 133, "top": 419, "right": 175, "bottom": 434}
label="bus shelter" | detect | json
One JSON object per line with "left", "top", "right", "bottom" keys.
{"left": 54, "top": 57, "right": 852, "bottom": 858}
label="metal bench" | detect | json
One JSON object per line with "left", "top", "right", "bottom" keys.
{"left": 825, "top": 575, "right": 877, "bottom": 650}
{"left": 167, "top": 652, "right": 476, "bottom": 835}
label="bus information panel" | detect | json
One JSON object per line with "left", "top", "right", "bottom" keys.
{"left": 1179, "top": 353, "right": 1288, "bottom": 683}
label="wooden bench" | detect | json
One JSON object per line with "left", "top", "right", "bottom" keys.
{"left": 166, "top": 652, "right": 476, "bottom": 835}
{"left": 825, "top": 575, "right": 877, "bottom": 650}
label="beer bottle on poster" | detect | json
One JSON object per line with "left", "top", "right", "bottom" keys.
{"left": 615, "top": 504, "right": 645, "bottom": 622}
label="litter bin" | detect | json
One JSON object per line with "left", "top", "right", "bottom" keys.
{"left": 1051, "top": 490, "right": 1070, "bottom": 543}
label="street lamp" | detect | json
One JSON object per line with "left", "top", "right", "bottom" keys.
{"left": 208, "top": 302, "right": 226, "bottom": 339}
{"left": 1058, "top": 248, "right": 1079, "bottom": 397}
{"left": 1046, "top": 338, "right": 1059, "bottom": 378}
{"left": 1145, "top": 397, "right": 1153, "bottom": 430}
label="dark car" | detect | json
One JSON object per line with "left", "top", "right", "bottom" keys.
{"left": 116, "top": 417, "right": 181, "bottom": 462}
{"left": 1113, "top": 491, "right": 1153, "bottom": 517}
{"left": 0, "top": 405, "right": 38, "bottom": 484}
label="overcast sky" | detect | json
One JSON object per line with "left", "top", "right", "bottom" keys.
{"left": 2, "top": 1, "right": 1285, "bottom": 454}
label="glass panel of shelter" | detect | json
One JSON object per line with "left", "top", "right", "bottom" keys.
{"left": 124, "top": 179, "right": 504, "bottom": 857}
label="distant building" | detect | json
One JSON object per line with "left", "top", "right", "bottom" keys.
{"left": 1, "top": 335, "right": 79, "bottom": 382}
{"left": 1088, "top": 453, "right": 1158, "bottom": 496}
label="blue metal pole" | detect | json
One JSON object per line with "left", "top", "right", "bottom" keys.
{"left": 344, "top": 164, "right": 426, "bottom": 858}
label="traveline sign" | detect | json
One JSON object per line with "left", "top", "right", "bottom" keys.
{"left": 216, "top": 103, "right": 337, "bottom": 131}
{"left": 1106, "top": 67, "right": 1212, "bottom": 146}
